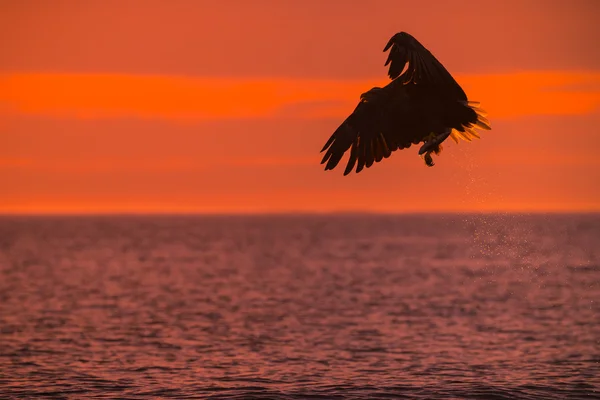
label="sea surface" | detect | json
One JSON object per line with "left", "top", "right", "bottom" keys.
{"left": 0, "top": 214, "right": 599, "bottom": 399}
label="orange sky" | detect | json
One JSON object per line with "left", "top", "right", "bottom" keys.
{"left": 1, "top": 0, "right": 600, "bottom": 213}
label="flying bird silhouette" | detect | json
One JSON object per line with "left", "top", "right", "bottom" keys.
{"left": 320, "top": 32, "right": 491, "bottom": 175}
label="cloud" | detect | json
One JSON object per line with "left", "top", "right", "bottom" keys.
{"left": 1, "top": 72, "right": 599, "bottom": 121}
{"left": 0, "top": 156, "right": 317, "bottom": 173}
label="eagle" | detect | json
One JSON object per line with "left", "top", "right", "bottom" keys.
{"left": 320, "top": 32, "right": 491, "bottom": 175}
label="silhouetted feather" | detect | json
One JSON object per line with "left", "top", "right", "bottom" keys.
{"left": 449, "top": 131, "right": 460, "bottom": 143}
{"left": 320, "top": 134, "right": 335, "bottom": 153}
{"left": 344, "top": 141, "right": 359, "bottom": 176}
{"left": 466, "top": 127, "right": 480, "bottom": 139}
{"left": 365, "top": 138, "right": 375, "bottom": 168}
{"left": 380, "top": 133, "right": 392, "bottom": 158}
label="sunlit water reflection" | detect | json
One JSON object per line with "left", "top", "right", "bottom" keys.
{"left": 0, "top": 214, "right": 598, "bottom": 399}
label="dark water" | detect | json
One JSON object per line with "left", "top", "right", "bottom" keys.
{"left": 0, "top": 214, "right": 598, "bottom": 399}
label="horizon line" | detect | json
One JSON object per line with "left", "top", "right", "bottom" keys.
{"left": 2, "top": 210, "right": 599, "bottom": 217}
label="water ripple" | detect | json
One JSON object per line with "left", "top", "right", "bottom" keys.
{"left": 0, "top": 214, "right": 599, "bottom": 399}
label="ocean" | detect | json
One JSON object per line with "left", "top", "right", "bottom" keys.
{"left": 0, "top": 214, "right": 598, "bottom": 399}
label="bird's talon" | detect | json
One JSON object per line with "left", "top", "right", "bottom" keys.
{"left": 423, "top": 152, "right": 435, "bottom": 167}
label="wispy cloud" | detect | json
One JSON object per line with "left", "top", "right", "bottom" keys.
{"left": 1, "top": 72, "right": 599, "bottom": 121}
{"left": 0, "top": 156, "right": 317, "bottom": 173}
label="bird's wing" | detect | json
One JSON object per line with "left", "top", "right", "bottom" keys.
{"left": 383, "top": 32, "right": 467, "bottom": 101}
{"left": 320, "top": 85, "right": 430, "bottom": 175}
{"left": 320, "top": 85, "right": 492, "bottom": 175}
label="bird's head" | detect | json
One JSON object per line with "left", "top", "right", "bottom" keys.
{"left": 360, "top": 87, "right": 382, "bottom": 102}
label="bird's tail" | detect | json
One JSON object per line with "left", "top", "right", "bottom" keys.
{"left": 449, "top": 101, "right": 492, "bottom": 143}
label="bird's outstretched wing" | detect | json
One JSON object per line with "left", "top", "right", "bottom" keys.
{"left": 383, "top": 32, "right": 467, "bottom": 101}
{"left": 320, "top": 84, "right": 491, "bottom": 175}
{"left": 320, "top": 85, "right": 429, "bottom": 176}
